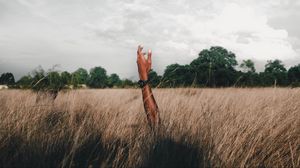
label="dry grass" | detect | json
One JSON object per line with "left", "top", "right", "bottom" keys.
{"left": 0, "top": 88, "right": 300, "bottom": 168}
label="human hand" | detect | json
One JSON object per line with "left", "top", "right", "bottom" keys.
{"left": 137, "top": 45, "right": 152, "bottom": 80}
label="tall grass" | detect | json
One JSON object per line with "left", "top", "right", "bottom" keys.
{"left": 0, "top": 88, "right": 299, "bottom": 167}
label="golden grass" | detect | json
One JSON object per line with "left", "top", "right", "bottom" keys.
{"left": 0, "top": 88, "right": 300, "bottom": 167}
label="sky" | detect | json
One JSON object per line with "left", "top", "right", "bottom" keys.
{"left": 0, "top": 0, "right": 300, "bottom": 80}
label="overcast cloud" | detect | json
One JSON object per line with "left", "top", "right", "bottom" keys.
{"left": 0, "top": 0, "right": 300, "bottom": 79}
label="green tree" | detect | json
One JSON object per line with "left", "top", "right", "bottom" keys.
{"left": 61, "top": 71, "right": 72, "bottom": 86}
{"left": 162, "top": 64, "right": 194, "bottom": 87}
{"left": 48, "top": 71, "right": 63, "bottom": 90}
{"left": 264, "top": 59, "right": 286, "bottom": 73}
{"left": 121, "top": 79, "right": 136, "bottom": 88}
{"left": 31, "top": 66, "right": 48, "bottom": 91}
{"left": 107, "top": 73, "right": 122, "bottom": 88}
{"left": 190, "top": 46, "right": 238, "bottom": 87}
{"left": 235, "top": 71, "right": 260, "bottom": 87}
{"left": 72, "top": 68, "right": 89, "bottom": 84}
{"left": 288, "top": 64, "right": 300, "bottom": 87}
{"left": 0, "top": 72, "right": 15, "bottom": 85}
{"left": 262, "top": 59, "right": 287, "bottom": 86}
{"left": 29, "top": 66, "right": 65, "bottom": 91}
{"left": 88, "top": 66, "right": 108, "bottom": 88}
{"left": 240, "top": 59, "right": 255, "bottom": 73}
{"left": 148, "top": 69, "right": 162, "bottom": 87}
{"left": 17, "top": 75, "right": 33, "bottom": 88}
{"left": 235, "top": 59, "right": 259, "bottom": 87}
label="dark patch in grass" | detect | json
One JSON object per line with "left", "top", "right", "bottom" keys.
{"left": 0, "top": 133, "right": 209, "bottom": 167}
{"left": 144, "top": 138, "right": 207, "bottom": 168}
{"left": 0, "top": 134, "right": 108, "bottom": 168}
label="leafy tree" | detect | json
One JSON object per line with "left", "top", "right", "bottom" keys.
{"left": 235, "top": 71, "right": 260, "bottom": 87}
{"left": 264, "top": 60, "right": 286, "bottom": 73}
{"left": 288, "top": 64, "right": 300, "bottom": 87}
{"left": 27, "top": 66, "right": 65, "bottom": 91}
{"left": 107, "top": 73, "right": 122, "bottom": 88}
{"left": 235, "top": 59, "right": 259, "bottom": 87}
{"left": 161, "top": 64, "right": 194, "bottom": 87}
{"left": 262, "top": 59, "right": 288, "bottom": 86}
{"left": 148, "top": 69, "right": 162, "bottom": 87}
{"left": 88, "top": 66, "right": 108, "bottom": 88}
{"left": 121, "top": 79, "right": 136, "bottom": 88}
{"left": 190, "top": 46, "right": 238, "bottom": 87}
{"left": 72, "top": 68, "right": 89, "bottom": 84}
{"left": 61, "top": 71, "right": 72, "bottom": 86}
{"left": 31, "top": 66, "right": 48, "bottom": 91}
{"left": 48, "top": 71, "right": 63, "bottom": 90}
{"left": 0, "top": 72, "right": 15, "bottom": 85}
{"left": 240, "top": 59, "right": 255, "bottom": 73}
{"left": 17, "top": 75, "right": 33, "bottom": 88}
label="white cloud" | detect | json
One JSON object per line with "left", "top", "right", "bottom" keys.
{"left": 0, "top": 0, "right": 299, "bottom": 78}
{"left": 155, "top": 3, "right": 297, "bottom": 61}
{"left": 204, "top": 3, "right": 297, "bottom": 60}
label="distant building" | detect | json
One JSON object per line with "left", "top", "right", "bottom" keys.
{"left": 0, "top": 85, "right": 8, "bottom": 90}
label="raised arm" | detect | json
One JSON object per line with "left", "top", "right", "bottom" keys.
{"left": 136, "top": 45, "right": 160, "bottom": 129}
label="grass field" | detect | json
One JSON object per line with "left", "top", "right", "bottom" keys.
{"left": 0, "top": 88, "right": 300, "bottom": 168}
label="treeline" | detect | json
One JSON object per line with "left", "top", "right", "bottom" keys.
{"left": 1, "top": 46, "right": 300, "bottom": 90}
{"left": 160, "top": 46, "right": 300, "bottom": 88}
{"left": 0, "top": 66, "right": 136, "bottom": 90}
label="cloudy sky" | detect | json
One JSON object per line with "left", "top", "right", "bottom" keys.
{"left": 0, "top": 0, "right": 300, "bottom": 79}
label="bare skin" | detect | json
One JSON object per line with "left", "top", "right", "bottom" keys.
{"left": 136, "top": 45, "right": 160, "bottom": 129}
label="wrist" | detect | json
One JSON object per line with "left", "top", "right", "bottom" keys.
{"left": 138, "top": 79, "right": 149, "bottom": 88}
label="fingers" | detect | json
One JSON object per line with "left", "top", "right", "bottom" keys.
{"left": 147, "top": 49, "right": 152, "bottom": 64}
{"left": 137, "top": 45, "right": 152, "bottom": 65}
{"left": 137, "top": 45, "right": 143, "bottom": 58}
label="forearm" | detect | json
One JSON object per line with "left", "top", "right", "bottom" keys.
{"left": 141, "top": 84, "right": 160, "bottom": 128}
{"left": 136, "top": 45, "right": 160, "bottom": 128}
